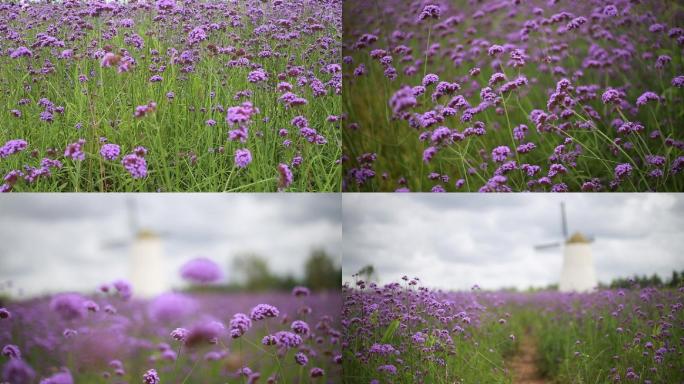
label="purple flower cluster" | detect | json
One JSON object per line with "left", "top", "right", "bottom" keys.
{"left": 344, "top": 275, "right": 684, "bottom": 382}
{"left": 0, "top": 0, "right": 340, "bottom": 192}
{"left": 121, "top": 147, "right": 149, "bottom": 179}
{"left": 180, "top": 257, "right": 222, "bottom": 283}
{"left": 100, "top": 144, "right": 121, "bottom": 161}
{"left": 64, "top": 139, "right": 85, "bottom": 161}
{"left": 229, "top": 313, "right": 252, "bottom": 338}
{"left": 343, "top": 0, "right": 683, "bottom": 192}
{"left": 0, "top": 140, "right": 28, "bottom": 159}
{"left": 2, "top": 280, "right": 341, "bottom": 382}
{"left": 250, "top": 304, "right": 280, "bottom": 321}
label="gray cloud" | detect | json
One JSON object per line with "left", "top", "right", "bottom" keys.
{"left": 342, "top": 194, "right": 684, "bottom": 290}
{"left": 0, "top": 194, "right": 341, "bottom": 297}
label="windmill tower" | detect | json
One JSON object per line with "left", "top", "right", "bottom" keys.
{"left": 127, "top": 198, "right": 166, "bottom": 298}
{"left": 102, "top": 198, "right": 167, "bottom": 298}
{"left": 535, "top": 202, "right": 597, "bottom": 292}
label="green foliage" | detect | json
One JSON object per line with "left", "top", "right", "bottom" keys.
{"left": 186, "top": 250, "right": 340, "bottom": 293}
{"left": 304, "top": 249, "right": 342, "bottom": 290}
{"left": 604, "top": 269, "right": 684, "bottom": 289}
{"left": 0, "top": 3, "right": 341, "bottom": 192}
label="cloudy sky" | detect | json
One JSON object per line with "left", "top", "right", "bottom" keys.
{"left": 0, "top": 194, "right": 341, "bottom": 298}
{"left": 343, "top": 194, "right": 684, "bottom": 290}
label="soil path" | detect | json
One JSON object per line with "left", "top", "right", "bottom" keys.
{"left": 509, "top": 335, "right": 547, "bottom": 384}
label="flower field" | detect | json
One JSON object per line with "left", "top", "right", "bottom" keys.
{"left": 0, "top": 260, "right": 342, "bottom": 383}
{"left": 342, "top": 277, "right": 684, "bottom": 383}
{"left": 342, "top": 0, "right": 684, "bottom": 192}
{"left": 0, "top": 0, "right": 341, "bottom": 192}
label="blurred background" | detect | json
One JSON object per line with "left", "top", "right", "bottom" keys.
{"left": 0, "top": 194, "right": 341, "bottom": 299}
{"left": 343, "top": 193, "right": 684, "bottom": 291}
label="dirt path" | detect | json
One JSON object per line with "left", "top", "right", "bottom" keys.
{"left": 508, "top": 335, "right": 547, "bottom": 384}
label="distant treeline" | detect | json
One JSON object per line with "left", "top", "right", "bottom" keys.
{"left": 186, "top": 249, "right": 340, "bottom": 293}
{"left": 354, "top": 265, "right": 684, "bottom": 292}
{"left": 503, "top": 270, "right": 684, "bottom": 292}
{"left": 600, "top": 270, "right": 684, "bottom": 289}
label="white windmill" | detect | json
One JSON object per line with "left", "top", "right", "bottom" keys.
{"left": 534, "top": 202, "right": 597, "bottom": 292}
{"left": 101, "top": 197, "right": 167, "bottom": 298}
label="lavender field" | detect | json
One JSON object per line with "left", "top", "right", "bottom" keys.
{"left": 342, "top": 277, "right": 684, "bottom": 383}
{"left": 342, "top": 0, "right": 684, "bottom": 192}
{"left": 0, "top": 278, "right": 342, "bottom": 383}
{"left": 0, "top": 0, "right": 341, "bottom": 192}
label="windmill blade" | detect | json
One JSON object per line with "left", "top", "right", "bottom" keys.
{"left": 534, "top": 241, "right": 562, "bottom": 250}
{"left": 560, "top": 202, "right": 568, "bottom": 239}
{"left": 127, "top": 197, "right": 138, "bottom": 235}
{"left": 101, "top": 239, "right": 131, "bottom": 250}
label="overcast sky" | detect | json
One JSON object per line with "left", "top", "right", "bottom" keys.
{"left": 0, "top": 194, "right": 341, "bottom": 298}
{"left": 342, "top": 194, "right": 684, "bottom": 290}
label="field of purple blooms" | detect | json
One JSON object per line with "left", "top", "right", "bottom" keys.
{"left": 342, "top": 277, "right": 684, "bottom": 383}
{"left": 342, "top": 0, "right": 684, "bottom": 192}
{"left": 0, "top": 259, "right": 342, "bottom": 383}
{"left": 0, "top": 0, "right": 341, "bottom": 192}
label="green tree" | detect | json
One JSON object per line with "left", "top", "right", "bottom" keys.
{"left": 304, "top": 249, "right": 341, "bottom": 290}
{"left": 357, "top": 265, "right": 376, "bottom": 282}
{"left": 232, "top": 253, "right": 277, "bottom": 291}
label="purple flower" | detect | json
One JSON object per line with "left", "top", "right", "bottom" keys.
{"left": 601, "top": 89, "right": 622, "bottom": 104}
{"left": 2, "top": 345, "right": 20, "bottom": 359}
{"left": 234, "top": 148, "right": 252, "bottom": 168}
{"left": 291, "top": 320, "right": 310, "bottom": 335}
{"left": 229, "top": 313, "right": 252, "bottom": 338}
{"left": 277, "top": 163, "right": 293, "bottom": 190}
{"left": 369, "top": 343, "right": 397, "bottom": 355}
{"left": 0, "top": 308, "right": 10, "bottom": 319}
{"left": 170, "top": 328, "right": 189, "bottom": 341}
{"left": 10, "top": 47, "right": 32, "bottom": 59}
{"left": 113, "top": 280, "right": 133, "bottom": 300}
{"left": 271, "top": 331, "right": 302, "bottom": 348}
{"left": 488, "top": 44, "right": 504, "bottom": 56}
{"left": 672, "top": 75, "right": 684, "bottom": 88}
{"left": 100, "top": 52, "right": 119, "bottom": 68}
{"left": 250, "top": 304, "right": 280, "bottom": 321}
{"left": 0, "top": 139, "right": 28, "bottom": 159}
{"left": 63, "top": 139, "right": 86, "bottom": 161}
{"left": 121, "top": 153, "right": 148, "bottom": 179}
{"left": 636, "top": 92, "right": 659, "bottom": 107}
{"left": 142, "top": 369, "right": 159, "bottom": 384}
{"left": 292, "top": 286, "right": 310, "bottom": 297}
{"left": 604, "top": 5, "right": 618, "bottom": 16}
{"left": 295, "top": 352, "right": 309, "bottom": 366}
{"left": 2, "top": 359, "right": 35, "bottom": 384}
{"left": 40, "top": 369, "right": 73, "bottom": 384}
{"left": 614, "top": 163, "right": 633, "bottom": 180}
{"left": 422, "top": 74, "right": 439, "bottom": 87}
{"left": 491, "top": 146, "right": 511, "bottom": 162}
{"left": 248, "top": 69, "right": 268, "bottom": 83}
{"left": 226, "top": 102, "right": 259, "bottom": 126}
{"left": 423, "top": 146, "right": 437, "bottom": 163}
{"left": 184, "top": 321, "right": 223, "bottom": 347}
{"left": 309, "top": 368, "right": 324, "bottom": 378}
{"left": 412, "top": 332, "right": 427, "bottom": 344}
{"left": 418, "top": 4, "right": 441, "bottom": 21}
{"left": 180, "top": 257, "right": 222, "bottom": 283}
{"left": 50, "top": 293, "right": 86, "bottom": 320}
{"left": 100, "top": 144, "right": 120, "bottom": 160}
{"left": 148, "top": 293, "right": 197, "bottom": 322}
{"left": 378, "top": 365, "right": 398, "bottom": 375}
{"left": 187, "top": 26, "right": 207, "bottom": 45}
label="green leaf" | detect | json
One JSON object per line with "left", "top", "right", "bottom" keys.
{"left": 381, "top": 319, "right": 400, "bottom": 343}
